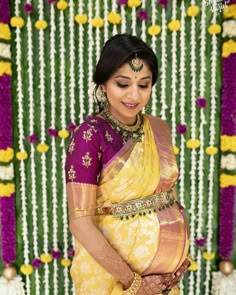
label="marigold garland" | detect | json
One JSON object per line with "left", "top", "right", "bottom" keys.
{"left": 223, "top": 4, "right": 236, "bottom": 19}
{"left": 222, "top": 39, "right": 236, "bottom": 58}
{"left": 74, "top": 14, "right": 88, "bottom": 25}
{"left": 36, "top": 143, "right": 49, "bottom": 153}
{"left": 148, "top": 25, "right": 161, "bottom": 36}
{"left": 57, "top": 0, "right": 68, "bottom": 10}
{"left": 188, "top": 261, "right": 198, "bottom": 271}
{"left": 208, "top": 24, "right": 221, "bottom": 35}
{"left": 186, "top": 139, "right": 201, "bottom": 149}
{"left": 40, "top": 253, "right": 53, "bottom": 263}
{"left": 61, "top": 258, "right": 71, "bottom": 267}
{"left": 168, "top": 20, "right": 181, "bottom": 31}
{"left": 220, "top": 174, "right": 236, "bottom": 188}
{"left": 10, "top": 16, "right": 25, "bottom": 28}
{"left": 35, "top": 20, "right": 48, "bottom": 30}
{"left": 221, "top": 135, "right": 236, "bottom": 151}
{"left": 0, "top": 183, "right": 15, "bottom": 196}
{"left": 203, "top": 252, "right": 215, "bottom": 260}
{"left": 91, "top": 17, "right": 104, "bottom": 28}
{"left": 0, "top": 23, "right": 11, "bottom": 40}
{"left": 187, "top": 5, "right": 200, "bottom": 17}
{"left": 58, "top": 130, "right": 69, "bottom": 138}
{"left": 20, "top": 264, "right": 34, "bottom": 275}
{"left": 173, "top": 146, "right": 180, "bottom": 155}
{"left": 0, "top": 61, "right": 12, "bottom": 75}
{"left": 16, "top": 151, "right": 28, "bottom": 160}
{"left": 107, "top": 12, "right": 121, "bottom": 25}
{"left": 127, "top": 0, "right": 141, "bottom": 8}
{"left": 205, "top": 146, "right": 218, "bottom": 155}
{"left": 0, "top": 148, "right": 14, "bottom": 162}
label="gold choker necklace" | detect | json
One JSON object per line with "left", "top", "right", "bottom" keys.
{"left": 101, "top": 108, "right": 144, "bottom": 142}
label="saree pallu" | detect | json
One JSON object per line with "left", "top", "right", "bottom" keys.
{"left": 70, "top": 116, "right": 189, "bottom": 295}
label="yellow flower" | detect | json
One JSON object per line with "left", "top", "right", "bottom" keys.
{"left": 16, "top": 151, "right": 28, "bottom": 160}
{"left": 188, "top": 261, "right": 198, "bottom": 271}
{"left": 173, "top": 146, "right": 180, "bottom": 155}
{"left": 0, "top": 183, "right": 15, "bottom": 196}
{"left": 187, "top": 5, "right": 200, "bottom": 17}
{"left": 61, "top": 258, "right": 71, "bottom": 267}
{"left": 57, "top": 0, "right": 68, "bottom": 10}
{"left": 0, "top": 148, "right": 14, "bottom": 163}
{"left": 35, "top": 20, "right": 48, "bottom": 30}
{"left": 10, "top": 16, "right": 25, "bottom": 28}
{"left": 148, "top": 25, "right": 161, "bottom": 36}
{"left": 20, "top": 264, "right": 33, "bottom": 275}
{"left": 0, "top": 61, "right": 12, "bottom": 76}
{"left": 91, "top": 18, "right": 104, "bottom": 28}
{"left": 205, "top": 146, "right": 218, "bottom": 155}
{"left": 40, "top": 253, "right": 53, "bottom": 263}
{"left": 107, "top": 12, "right": 121, "bottom": 25}
{"left": 203, "top": 252, "right": 215, "bottom": 260}
{"left": 168, "top": 20, "right": 181, "bottom": 32}
{"left": 74, "top": 14, "right": 88, "bottom": 25}
{"left": 0, "top": 23, "right": 11, "bottom": 40}
{"left": 208, "top": 24, "right": 221, "bottom": 35}
{"left": 36, "top": 143, "right": 49, "bottom": 153}
{"left": 58, "top": 130, "right": 69, "bottom": 138}
{"left": 222, "top": 39, "right": 236, "bottom": 58}
{"left": 221, "top": 135, "right": 236, "bottom": 151}
{"left": 220, "top": 174, "right": 236, "bottom": 188}
{"left": 223, "top": 4, "right": 236, "bottom": 19}
{"left": 128, "top": 0, "right": 142, "bottom": 8}
{"left": 186, "top": 139, "right": 201, "bottom": 149}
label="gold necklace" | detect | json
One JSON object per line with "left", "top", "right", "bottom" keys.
{"left": 101, "top": 108, "right": 144, "bottom": 142}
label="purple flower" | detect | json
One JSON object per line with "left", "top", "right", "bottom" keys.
{"left": 47, "top": 128, "right": 58, "bottom": 137}
{"left": 117, "top": 0, "right": 128, "bottom": 6}
{"left": 24, "top": 3, "right": 34, "bottom": 14}
{"left": 196, "top": 98, "right": 207, "bottom": 108}
{"left": 51, "top": 249, "right": 62, "bottom": 260}
{"left": 68, "top": 247, "right": 75, "bottom": 257}
{"left": 68, "top": 122, "right": 76, "bottom": 132}
{"left": 176, "top": 124, "right": 187, "bottom": 135}
{"left": 27, "top": 133, "right": 38, "bottom": 144}
{"left": 157, "top": 0, "right": 169, "bottom": 8}
{"left": 137, "top": 9, "right": 149, "bottom": 21}
{"left": 195, "top": 237, "right": 207, "bottom": 247}
{"left": 32, "top": 258, "right": 42, "bottom": 268}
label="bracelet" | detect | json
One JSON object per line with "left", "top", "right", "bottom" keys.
{"left": 186, "top": 254, "right": 193, "bottom": 266}
{"left": 123, "top": 272, "right": 142, "bottom": 295}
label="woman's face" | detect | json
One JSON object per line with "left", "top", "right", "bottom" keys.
{"left": 102, "top": 60, "right": 152, "bottom": 125}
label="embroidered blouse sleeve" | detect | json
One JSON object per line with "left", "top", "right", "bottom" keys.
{"left": 65, "top": 121, "right": 101, "bottom": 219}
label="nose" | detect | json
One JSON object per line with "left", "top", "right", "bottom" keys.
{"left": 127, "top": 85, "right": 139, "bottom": 101}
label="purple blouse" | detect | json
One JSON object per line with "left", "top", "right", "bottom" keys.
{"left": 65, "top": 115, "right": 125, "bottom": 185}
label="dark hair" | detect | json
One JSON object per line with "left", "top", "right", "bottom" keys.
{"left": 93, "top": 34, "right": 158, "bottom": 86}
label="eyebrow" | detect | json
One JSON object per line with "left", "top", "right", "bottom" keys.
{"left": 114, "top": 75, "right": 151, "bottom": 80}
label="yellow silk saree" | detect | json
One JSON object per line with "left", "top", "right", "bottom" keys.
{"left": 70, "top": 115, "right": 189, "bottom": 295}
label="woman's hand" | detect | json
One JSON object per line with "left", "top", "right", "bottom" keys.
{"left": 166, "top": 258, "right": 191, "bottom": 289}
{"left": 136, "top": 273, "right": 174, "bottom": 295}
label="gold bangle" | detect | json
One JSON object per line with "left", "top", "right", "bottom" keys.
{"left": 123, "top": 272, "right": 142, "bottom": 295}
{"left": 186, "top": 255, "right": 193, "bottom": 266}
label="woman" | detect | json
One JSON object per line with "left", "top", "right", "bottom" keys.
{"left": 65, "top": 34, "right": 190, "bottom": 295}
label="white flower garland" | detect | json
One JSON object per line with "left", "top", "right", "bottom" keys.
{"left": 59, "top": 6, "right": 70, "bottom": 295}
{"left": 222, "top": 20, "right": 236, "bottom": 38}
{"left": 95, "top": 0, "right": 101, "bottom": 65}
{"left": 49, "top": 4, "right": 59, "bottom": 295}
{"left": 140, "top": 1, "right": 146, "bottom": 42}
{"left": 212, "top": 271, "right": 236, "bottom": 295}
{"left": 87, "top": 0, "right": 94, "bottom": 115}
{"left": 69, "top": 0, "right": 76, "bottom": 123}
{"left": 196, "top": 1, "right": 207, "bottom": 294}
{"left": 170, "top": 0, "right": 177, "bottom": 146}
{"left": 103, "top": 0, "right": 109, "bottom": 42}
{"left": 160, "top": 8, "right": 167, "bottom": 120}
{"left": 120, "top": 5, "right": 126, "bottom": 34}
{"left": 112, "top": 1, "right": 118, "bottom": 35}
{"left": 0, "top": 43, "right": 10, "bottom": 59}
{"left": 0, "top": 163, "right": 14, "bottom": 180}
{"left": 131, "top": 7, "right": 137, "bottom": 36}
{"left": 150, "top": 0, "right": 157, "bottom": 116}
{"left": 15, "top": 0, "right": 30, "bottom": 293}
{"left": 188, "top": 1, "right": 197, "bottom": 294}
{"left": 205, "top": 4, "right": 218, "bottom": 294}
{"left": 38, "top": 0, "right": 49, "bottom": 293}
{"left": 78, "top": 1, "right": 85, "bottom": 123}
{"left": 221, "top": 154, "right": 236, "bottom": 170}
{"left": 26, "top": 5, "right": 41, "bottom": 293}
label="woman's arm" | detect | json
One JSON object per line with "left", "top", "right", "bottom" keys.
{"left": 69, "top": 215, "right": 134, "bottom": 290}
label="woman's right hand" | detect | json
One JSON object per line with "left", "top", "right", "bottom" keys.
{"left": 136, "top": 273, "right": 174, "bottom": 295}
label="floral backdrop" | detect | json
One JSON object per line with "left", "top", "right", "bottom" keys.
{"left": 0, "top": 0, "right": 236, "bottom": 294}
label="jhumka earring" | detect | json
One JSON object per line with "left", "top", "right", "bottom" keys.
{"left": 128, "top": 54, "right": 144, "bottom": 72}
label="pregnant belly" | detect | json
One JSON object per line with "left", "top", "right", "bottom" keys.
{"left": 142, "top": 202, "right": 190, "bottom": 275}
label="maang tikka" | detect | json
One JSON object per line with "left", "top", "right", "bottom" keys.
{"left": 128, "top": 54, "right": 144, "bottom": 72}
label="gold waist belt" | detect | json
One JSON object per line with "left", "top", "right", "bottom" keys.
{"left": 95, "top": 189, "right": 177, "bottom": 220}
